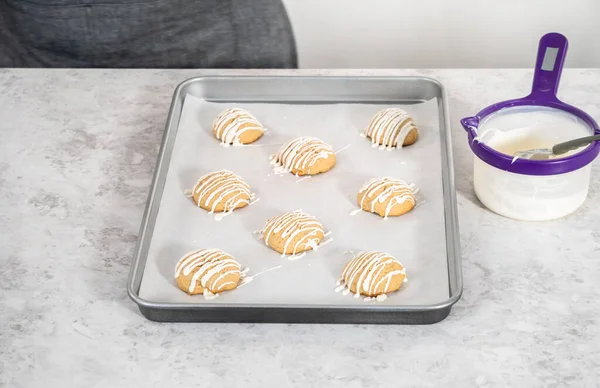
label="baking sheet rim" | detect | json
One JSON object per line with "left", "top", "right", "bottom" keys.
{"left": 127, "top": 74, "right": 463, "bottom": 316}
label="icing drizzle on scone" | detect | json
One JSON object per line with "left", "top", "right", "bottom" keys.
{"left": 262, "top": 210, "right": 325, "bottom": 256}
{"left": 340, "top": 251, "right": 406, "bottom": 298}
{"left": 270, "top": 136, "right": 335, "bottom": 175}
{"left": 193, "top": 170, "right": 255, "bottom": 217}
{"left": 358, "top": 177, "right": 416, "bottom": 218}
{"left": 174, "top": 249, "right": 241, "bottom": 296}
{"left": 213, "top": 108, "right": 263, "bottom": 146}
{"left": 363, "top": 108, "right": 417, "bottom": 150}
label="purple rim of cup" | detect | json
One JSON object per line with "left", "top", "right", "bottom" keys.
{"left": 460, "top": 32, "right": 600, "bottom": 176}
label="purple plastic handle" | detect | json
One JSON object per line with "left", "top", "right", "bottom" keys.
{"left": 528, "top": 32, "right": 568, "bottom": 101}
{"left": 459, "top": 32, "right": 600, "bottom": 176}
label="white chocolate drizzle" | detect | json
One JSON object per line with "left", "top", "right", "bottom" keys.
{"left": 174, "top": 249, "right": 241, "bottom": 296}
{"left": 349, "top": 208, "right": 362, "bottom": 216}
{"left": 269, "top": 136, "right": 335, "bottom": 175}
{"left": 192, "top": 170, "right": 256, "bottom": 219}
{"left": 339, "top": 251, "right": 406, "bottom": 298}
{"left": 287, "top": 252, "right": 307, "bottom": 261}
{"left": 318, "top": 232, "right": 334, "bottom": 248}
{"left": 221, "top": 143, "right": 283, "bottom": 149}
{"left": 335, "top": 143, "right": 352, "bottom": 154}
{"left": 357, "top": 177, "right": 417, "bottom": 218}
{"left": 213, "top": 108, "right": 263, "bottom": 146}
{"left": 203, "top": 291, "right": 219, "bottom": 300}
{"left": 261, "top": 210, "right": 326, "bottom": 257}
{"left": 238, "top": 265, "right": 282, "bottom": 288}
{"left": 363, "top": 294, "right": 388, "bottom": 302}
{"left": 335, "top": 284, "right": 385, "bottom": 301}
{"left": 364, "top": 108, "right": 417, "bottom": 150}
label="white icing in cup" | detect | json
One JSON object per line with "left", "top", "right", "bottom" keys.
{"left": 476, "top": 107, "right": 590, "bottom": 162}
{"left": 472, "top": 106, "right": 594, "bottom": 221}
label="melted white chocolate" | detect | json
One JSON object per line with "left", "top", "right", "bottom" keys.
{"left": 358, "top": 177, "right": 416, "bottom": 218}
{"left": 174, "top": 249, "right": 241, "bottom": 295}
{"left": 261, "top": 210, "right": 325, "bottom": 256}
{"left": 213, "top": 108, "right": 264, "bottom": 146}
{"left": 364, "top": 108, "right": 417, "bottom": 150}
{"left": 341, "top": 251, "right": 406, "bottom": 297}
{"left": 193, "top": 170, "right": 253, "bottom": 215}
{"left": 270, "top": 136, "right": 335, "bottom": 175}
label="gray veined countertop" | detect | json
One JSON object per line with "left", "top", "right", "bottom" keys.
{"left": 1, "top": 69, "right": 599, "bottom": 388}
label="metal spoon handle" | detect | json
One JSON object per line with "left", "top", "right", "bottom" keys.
{"left": 553, "top": 134, "right": 600, "bottom": 155}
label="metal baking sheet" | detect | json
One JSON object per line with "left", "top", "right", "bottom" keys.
{"left": 128, "top": 75, "right": 462, "bottom": 324}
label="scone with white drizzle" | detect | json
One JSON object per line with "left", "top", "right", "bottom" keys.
{"left": 261, "top": 210, "right": 325, "bottom": 256}
{"left": 174, "top": 249, "right": 242, "bottom": 296}
{"left": 340, "top": 251, "right": 406, "bottom": 298}
{"left": 357, "top": 177, "right": 416, "bottom": 218}
{"left": 192, "top": 170, "right": 253, "bottom": 214}
{"left": 270, "top": 136, "right": 336, "bottom": 176}
{"left": 213, "top": 108, "right": 264, "bottom": 145}
{"left": 363, "top": 108, "right": 418, "bottom": 150}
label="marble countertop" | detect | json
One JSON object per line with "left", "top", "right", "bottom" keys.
{"left": 1, "top": 69, "right": 599, "bottom": 388}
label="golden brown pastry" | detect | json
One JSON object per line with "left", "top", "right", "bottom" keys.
{"left": 341, "top": 251, "right": 406, "bottom": 297}
{"left": 270, "top": 136, "right": 336, "bottom": 176}
{"left": 363, "top": 108, "right": 418, "bottom": 150}
{"left": 357, "top": 177, "right": 416, "bottom": 218}
{"left": 261, "top": 210, "right": 325, "bottom": 255}
{"left": 213, "top": 108, "right": 264, "bottom": 145}
{"left": 192, "top": 170, "right": 251, "bottom": 214}
{"left": 174, "top": 249, "right": 241, "bottom": 296}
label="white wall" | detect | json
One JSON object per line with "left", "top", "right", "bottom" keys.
{"left": 283, "top": 0, "right": 600, "bottom": 68}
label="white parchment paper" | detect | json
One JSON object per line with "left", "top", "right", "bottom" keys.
{"left": 138, "top": 93, "right": 449, "bottom": 306}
